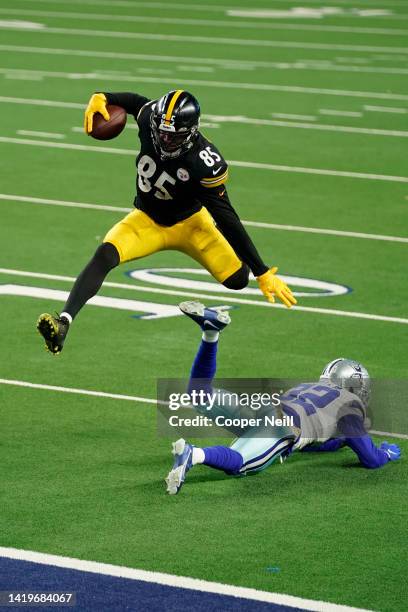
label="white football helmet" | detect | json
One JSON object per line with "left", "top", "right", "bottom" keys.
{"left": 320, "top": 358, "right": 371, "bottom": 407}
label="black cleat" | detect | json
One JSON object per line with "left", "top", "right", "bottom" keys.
{"left": 37, "top": 313, "right": 70, "bottom": 355}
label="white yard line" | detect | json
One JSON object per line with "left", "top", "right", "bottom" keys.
{"left": 0, "top": 380, "right": 406, "bottom": 442}
{"left": 12, "top": 0, "right": 408, "bottom": 14}
{"left": 319, "top": 109, "right": 363, "bottom": 118}
{"left": 1, "top": 267, "right": 407, "bottom": 325}
{"left": 0, "top": 22, "right": 407, "bottom": 54}
{"left": 16, "top": 129, "right": 65, "bottom": 139}
{"left": 202, "top": 114, "right": 406, "bottom": 137}
{"left": 243, "top": 219, "right": 408, "bottom": 244}
{"left": 0, "top": 7, "right": 406, "bottom": 36}
{"left": 370, "top": 430, "right": 408, "bottom": 440}
{"left": 364, "top": 105, "right": 407, "bottom": 114}
{"left": 0, "top": 136, "right": 133, "bottom": 155}
{"left": 272, "top": 112, "right": 316, "bottom": 121}
{"left": 0, "top": 547, "right": 374, "bottom": 612}
{"left": 0, "top": 137, "right": 407, "bottom": 183}
{"left": 1, "top": 194, "right": 407, "bottom": 244}
{"left": 0, "top": 94, "right": 83, "bottom": 109}
{"left": 229, "top": 160, "right": 408, "bottom": 183}
{"left": 0, "top": 378, "right": 156, "bottom": 404}
{"left": 1, "top": 79, "right": 408, "bottom": 104}
{"left": 0, "top": 194, "right": 130, "bottom": 213}
{"left": 2, "top": 45, "right": 408, "bottom": 78}
{"left": 4, "top": 79, "right": 408, "bottom": 137}
{"left": 1, "top": 137, "right": 407, "bottom": 183}
{"left": 2, "top": 93, "right": 407, "bottom": 139}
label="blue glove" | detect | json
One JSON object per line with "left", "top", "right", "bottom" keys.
{"left": 380, "top": 441, "right": 401, "bottom": 461}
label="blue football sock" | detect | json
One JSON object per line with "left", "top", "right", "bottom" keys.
{"left": 188, "top": 339, "right": 218, "bottom": 394}
{"left": 203, "top": 446, "right": 243, "bottom": 475}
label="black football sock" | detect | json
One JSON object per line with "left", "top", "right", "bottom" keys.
{"left": 62, "top": 242, "right": 120, "bottom": 321}
{"left": 222, "top": 263, "right": 249, "bottom": 290}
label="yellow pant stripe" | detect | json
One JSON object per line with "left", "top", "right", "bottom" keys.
{"left": 164, "top": 89, "right": 184, "bottom": 125}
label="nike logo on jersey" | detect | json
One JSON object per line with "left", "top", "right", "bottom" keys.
{"left": 212, "top": 167, "right": 223, "bottom": 176}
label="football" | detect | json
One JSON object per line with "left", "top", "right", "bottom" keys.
{"left": 89, "top": 104, "right": 127, "bottom": 140}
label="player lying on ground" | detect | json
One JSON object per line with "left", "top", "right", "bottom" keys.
{"left": 165, "top": 302, "right": 401, "bottom": 494}
{"left": 37, "top": 89, "right": 296, "bottom": 354}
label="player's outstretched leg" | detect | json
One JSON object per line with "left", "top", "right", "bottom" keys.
{"left": 37, "top": 242, "right": 119, "bottom": 355}
{"left": 165, "top": 439, "right": 194, "bottom": 495}
{"left": 179, "top": 301, "right": 230, "bottom": 395}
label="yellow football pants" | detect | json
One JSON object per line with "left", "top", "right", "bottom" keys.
{"left": 103, "top": 207, "right": 242, "bottom": 283}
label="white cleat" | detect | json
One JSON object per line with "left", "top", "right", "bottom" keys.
{"left": 165, "top": 438, "right": 194, "bottom": 495}
{"left": 179, "top": 301, "right": 231, "bottom": 331}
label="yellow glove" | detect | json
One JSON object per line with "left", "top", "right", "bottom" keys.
{"left": 256, "top": 266, "right": 297, "bottom": 308}
{"left": 84, "top": 93, "right": 110, "bottom": 134}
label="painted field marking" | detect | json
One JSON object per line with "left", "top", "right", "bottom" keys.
{"left": 272, "top": 113, "right": 316, "bottom": 121}
{"left": 0, "top": 94, "right": 84, "bottom": 109}
{"left": 2, "top": 45, "right": 408, "bottom": 78}
{"left": 364, "top": 104, "right": 408, "bottom": 113}
{"left": 0, "top": 379, "right": 407, "bottom": 445}
{"left": 0, "top": 136, "right": 133, "bottom": 155}
{"left": 1, "top": 137, "right": 407, "bottom": 184}
{"left": 0, "top": 193, "right": 129, "bottom": 212}
{"left": 243, "top": 219, "right": 408, "bottom": 244}
{"left": 0, "top": 284, "right": 183, "bottom": 320}
{"left": 0, "top": 18, "right": 43, "bottom": 29}
{"left": 370, "top": 429, "right": 408, "bottom": 440}
{"left": 0, "top": 6, "right": 406, "bottom": 36}
{"left": 199, "top": 113, "right": 406, "bottom": 137}
{"left": 12, "top": 0, "right": 408, "bottom": 12}
{"left": 3, "top": 78, "right": 408, "bottom": 137}
{"left": 1, "top": 267, "right": 408, "bottom": 325}
{"left": 2, "top": 91, "right": 407, "bottom": 139}
{"left": 1, "top": 194, "right": 407, "bottom": 244}
{"left": 0, "top": 68, "right": 408, "bottom": 107}
{"left": 226, "top": 8, "right": 392, "bottom": 19}
{"left": 127, "top": 267, "right": 349, "bottom": 298}
{"left": 2, "top": 80, "right": 408, "bottom": 104}
{"left": 11, "top": 64, "right": 408, "bottom": 134}
{"left": 0, "top": 547, "right": 374, "bottom": 612}
{"left": 17, "top": 129, "right": 65, "bottom": 139}
{"left": 319, "top": 109, "right": 363, "bottom": 118}
{"left": 0, "top": 21, "right": 407, "bottom": 54}
{"left": 0, "top": 378, "right": 157, "bottom": 404}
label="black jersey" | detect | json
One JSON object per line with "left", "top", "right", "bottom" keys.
{"left": 104, "top": 92, "right": 268, "bottom": 276}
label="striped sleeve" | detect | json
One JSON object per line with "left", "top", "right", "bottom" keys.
{"left": 200, "top": 168, "right": 228, "bottom": 187}
{"left": 200, "top": 168, "right": 229, "bottom": 188}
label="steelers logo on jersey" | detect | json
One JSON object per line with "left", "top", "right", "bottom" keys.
{"left": 177, "top": 168, "right": 190, "bottom": 182}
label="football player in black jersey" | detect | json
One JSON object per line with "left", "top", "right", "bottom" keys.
{"left": 37, "top": 89, "right": 297, "bottom": 354}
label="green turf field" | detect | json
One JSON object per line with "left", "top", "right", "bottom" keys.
{"left": 1, "top": 0, "right": 407, "bottom": 610}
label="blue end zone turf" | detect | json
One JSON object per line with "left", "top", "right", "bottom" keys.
{"left": 0, "top": 557, "right": 307, "bottom": 611}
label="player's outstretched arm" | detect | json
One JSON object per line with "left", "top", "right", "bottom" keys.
{"left": 339, "top": 414, "right": 401, "bottom": 468}
{"left": 345, "top": 435, "right": 401, "bottom": 468}
{"left": 202, "top": 191, "right": 297, "bottom": 308}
